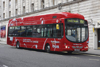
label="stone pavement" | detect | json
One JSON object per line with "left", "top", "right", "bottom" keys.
{"left": 0, "top": 41, "right": 100, "bottom": 55}
{"left": 0, "top": 41, "right": 7, "bottom": 45}
{"left": 79, "top": 48, "right": 100, "bottom": 55}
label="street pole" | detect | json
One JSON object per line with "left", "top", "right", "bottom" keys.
{"left": 0, "top": 23, "right": 1, "bottom": 40}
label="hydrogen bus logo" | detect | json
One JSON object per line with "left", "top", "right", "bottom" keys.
{"left": 40, "top": 18, "right": 44, "bottom": 24}
{"left": 41, "top": 20, "right": 44, "bottom": 24}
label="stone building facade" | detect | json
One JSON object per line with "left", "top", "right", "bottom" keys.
{"left": 0, "top": 0, "right": 100, "bottom": 49}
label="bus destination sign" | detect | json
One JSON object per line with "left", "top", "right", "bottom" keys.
{"left": 67, "top": 19, "right": 85, "bottom": 24}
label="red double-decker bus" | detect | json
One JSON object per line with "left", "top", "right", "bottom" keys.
{"left": 7, "top": 12, "right": 89, "bottom": 53}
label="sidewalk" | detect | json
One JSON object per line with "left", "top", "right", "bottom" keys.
{"left": 0, "top": 41, "right": 100, "bottom": 55}
{"left": 0, "top": 41, "right": 7, "bottom": 45}
{"left": 80, "top": 48, "right": 100, "bottom": 55}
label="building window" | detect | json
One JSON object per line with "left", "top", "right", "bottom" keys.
{"left": 23, "top": 0, "right": 25, "bottom": 3}
{"left": 41, "top": 0, "right": 44, "bottom": 9}
{"left": 23, "top": 6, "right": 25, "bottom": 14}
{"left": 3, "top": 13, "right": 5, "bottom": 19}
{"left": 15, "top": 9, "right": 18, "bottom": 15}
{"left": 3, "top": 1, "right": 5, "bottom": 11}
{"left": 53, "top": 0, "right": 55, "bottom": 5}
{"left": 9, "top": 0, "right": 11, "bottom": 8}
{"left": 15, "top": 0, "right": 18, "bottom": 6}
{"left": 31, "top": 3, "right": 34, "bottom": 12}
{"left": 9, "top": 11, "right": 11, "bottom": 17}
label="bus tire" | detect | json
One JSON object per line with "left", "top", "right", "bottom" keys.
{"left": 45, "top": 44, "right": 50, "bottom": 53}
{"left": 16, "top": 42, "right": 20, "bottom": 49}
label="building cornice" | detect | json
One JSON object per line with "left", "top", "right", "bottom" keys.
{"left": 0, "top": 0, "right": 86, "bottom": 22}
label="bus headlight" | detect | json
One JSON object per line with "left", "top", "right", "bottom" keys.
{"left": 65, "top": 46, "right": 68, "bottom": 48}
{"left": 65, "top": 46, "right": 70, "bottom": 49}
{"left": 84, "top": 46, "right": 88, "bottom": 49}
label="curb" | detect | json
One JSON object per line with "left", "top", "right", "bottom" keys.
{"left": 0, "top": 43, "right": 7, "bottom": 45}
{"left": 75, "top": 52, "right": 100, "bottom": 56}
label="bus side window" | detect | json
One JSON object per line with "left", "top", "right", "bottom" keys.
{"left": 40, "top": 25, "right": 44, "bottom": 37}
{"left": 26, "top": 26, "right": 32, "bottom": 37}
{"left": 36, "top": 25, "right": 41, "bottom": 37}
{"left": 52, "top": 24, "right": 56, "bottom": 38}
{"left": 44, "top": 27, "right": 47, "bottom": 37}
{"left": 53, "top": 23, "right": 63, "bottom": 38}
{"left": 38, "top": 25, "right": 44, "bottom": 37}
{"left": 33, "top": 25, "right": 44, "bottom": 37}
{"left": 56, "top": 23, "right": 63, "bottom": 38}
{"left": 20, "top": 26, "right": 26, "bottom": 37}
{"left": 8, "top": 27, "right": 15, "bottom": 36}
{"left": 47, "top": 24, "right": 53, "bottom": 38}
{"left": 33, "top": 25, "right": 37, "bottom": 37}
{"left": 14, "top": 26, "right": 20, "bottom": 36}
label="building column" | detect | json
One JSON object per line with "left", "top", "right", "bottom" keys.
{"left": 18, "top": 0, "right": 21, "bottom": 15}
{"left": 29, "top": 0, "right": 32, "bottom": 12}
{"left": 49, "top": 0, "right": 53, "bottom": 6}
{"left": 38, "top": 0, "right": 41, "bottom": 10}
{"left": 5, "top": 0, "right": 9, "bottom": 18}
{"left": 44, "top": 0, "right": 49, "bottom": 8}
{"left": 11, "top": 0, "right": 15, "bottom": 17}
{"left": 34, "top": 0, "right": 38, "bottom": 10}
{"left": 93, "top": 28, "right": 98, "bottom": 49}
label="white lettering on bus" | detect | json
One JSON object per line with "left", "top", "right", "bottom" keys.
{"left": 33, "top": 41, "right": 38, "bottom": 43}
{"left": 9, "top": 37, "right": 13, "bottom": 41}
{"left": 23, "top": 39, "right": 32, "bottom": 42}
{"left": 73, "top": 44, "right": 82, "bottom": 45}
{"left": 52, "top": 45, "right": 59, "bottom": 48}
{"left": 51, "top": 41, "right": 60, "bottom": 43}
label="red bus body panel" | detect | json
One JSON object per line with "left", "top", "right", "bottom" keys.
{"left": 7, "top": 12, "right": 89, "bottom": 52}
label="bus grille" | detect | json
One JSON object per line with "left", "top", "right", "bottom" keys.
{"left": 72, "top": 46, "right": 83, "bottom": 49}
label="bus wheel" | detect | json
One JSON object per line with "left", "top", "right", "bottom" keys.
{"left": 45, "top": 44, "right": 50, "bottom": 53}
{"left": 16, "top": 42, "right": 20, "bottom": 49}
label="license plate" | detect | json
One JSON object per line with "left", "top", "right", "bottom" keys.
{"left": 74, "top": 49, "right": 80, "bottom": 51}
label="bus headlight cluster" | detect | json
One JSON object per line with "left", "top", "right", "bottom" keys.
{"left": 65, "top": 46, "right": 70, "bottom": 49}
{"left": 84, "top": 46, "right": 88, "bottom": 49}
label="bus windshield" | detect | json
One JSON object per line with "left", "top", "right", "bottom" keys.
{"left": 65, "top": 18, "right": 88, "bottom": 42}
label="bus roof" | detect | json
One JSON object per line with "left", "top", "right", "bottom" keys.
{"left": 8, "top": 12, "right": 85, "bottom": 26}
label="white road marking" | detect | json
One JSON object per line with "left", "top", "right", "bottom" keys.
{"left": 71, "top": 56, "right": 80, "bottom": 59}
{"left": 82, "top": 54, "right": 100, "bottom": 57}
{"left": 3, "top": 65, "right": 8, "bottom": 67}
{"left": 89, "top": 59, "right": 100, "bottom": 61}
{"left": 73, "top": 53, "right": 100, "bottom": 58}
